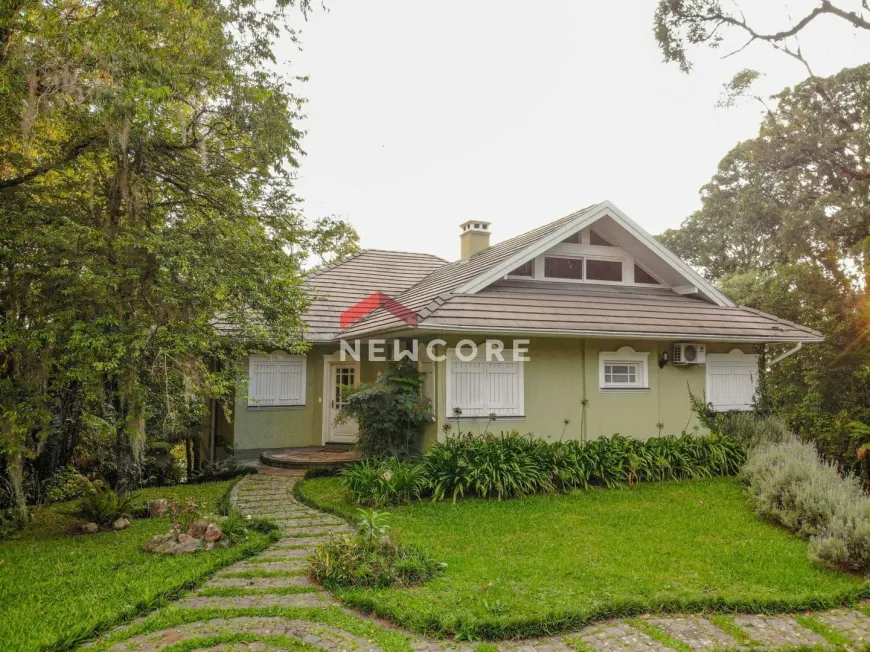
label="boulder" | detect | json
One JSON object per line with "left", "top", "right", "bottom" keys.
{"left": 187, "top": 518, "right": 210, "bottom": 538}
{"left": 81, "top": 522, "right": 99, "bottom": 534}
{"left": 143, "top": 531, "right": 203, "bottom": 554}
{"left": 204, "top": 523, "right": 223, "bottom": 543}
{"left": 147, "top": 499, "right": 168, "bottom": 518}
{"left": 173, "top": 536, "right": 203, "bottom": 554}
{"left": 143, "top": 533, "right": 173, "bottom": 552}
{"left": 112, "top": 517, "right": 131, "bottom": 531}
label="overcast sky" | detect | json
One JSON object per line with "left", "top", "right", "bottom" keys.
{"left": 278, "top": 1, "right": 869, "bottom": 262}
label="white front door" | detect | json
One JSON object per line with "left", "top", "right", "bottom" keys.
{"left": 325, "top": 361, "right": 359, "bottom": 443}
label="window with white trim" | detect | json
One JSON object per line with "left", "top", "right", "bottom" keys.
{"left": 446, "top": 352, "right": 524, "bottom": 418}
{"left": 599, "top": 347, "right": 649, "bottom": 392}
{"left": 248, "top": 355, "right": 307, "bottom": 407}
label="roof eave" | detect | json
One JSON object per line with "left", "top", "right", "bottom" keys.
{"left": 413, "top": 322, "right": 824, "bottom": 344}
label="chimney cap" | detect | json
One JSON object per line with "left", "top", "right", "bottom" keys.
{"left": 459, "top": 220, "right": 491, "bottom": 232}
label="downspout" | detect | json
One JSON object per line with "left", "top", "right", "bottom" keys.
{"left": 580, "top": 339, "right": 588, "bottom": 443}
{"left": 768, "top": 342, "right": 802, "bottom": 368}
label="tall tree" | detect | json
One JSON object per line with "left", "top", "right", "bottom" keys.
{"left": 659, "top": 64, "right": 870, "bottom": 467}
{"left": 655, "top": 0, "right": 870, "bottom": 76}
{"left": 0, "top": 0, "right": 355, "bottom": 505}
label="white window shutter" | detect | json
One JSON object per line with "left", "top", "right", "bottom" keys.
{"left": 485, "top": 361, "right": 522, "bottom": 416}
{"left": 446, "top": 355, "right": 523, "bottom": 418}
{"left": 249, "top": 355, "right": 306, "bottom": 407}
{"left": 706, "top": 354, "right": 758, "bottom": 411}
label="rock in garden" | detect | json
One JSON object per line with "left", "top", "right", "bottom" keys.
{"left": 204, "top": 523, "right": 222, "bottom": 542}
{"left": 81, "top": 522, "right": 99, "bottom": 534}
{"left": 143, "top": 533, "right": 173, "bottom": 552}
{"left": 187, "top": 518, "right": 209, "bottom": 538}
{"left": 147, "top": 499, "right": 168, "bottom": 518}
{"left": 112, "top": 517, "right": 131, "bottom": 531}
{"left": 173, "top": 536, "right": 203, "bottom": 554}
{"left": 177, "top": 533, "right": 193, "bottom": 543}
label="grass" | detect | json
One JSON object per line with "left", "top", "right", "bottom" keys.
{"left": 86, "top": 605, "right": 415, "bottom": 652}
{"left": 297, "top": 476, "right": 870, "bottom": 639}
{"left": 0, "top": 479, "right": 276, "bottom": 652}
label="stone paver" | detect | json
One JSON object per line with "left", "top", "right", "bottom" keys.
{"left": 646, "top": 616, "right": 737, "bottom": 650}
{"left": 83, "top": 472, "right": 870, "bottom": 652}
{"left": 175, "top": 592, "right": 333, "bottom": 610}
{"left": 108, "top": 617, "right": 377, "bottom": 651}
{"left": 575, "top": 621, "right": 672, "bottom": 652}
{"left": 734, "top": 614, "right": 828, "bottom": 648}
{"left": 204, "top": 575, "right": 315, "bottom": 589}
{"left": 814, "top": 609, "right": 870, "bottom": 645}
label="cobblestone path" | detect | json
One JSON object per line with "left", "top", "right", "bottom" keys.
{"left": 83, "top": 471, "right": 870, "bottom": 651}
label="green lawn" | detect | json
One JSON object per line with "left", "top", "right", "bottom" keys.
{"left": 0, "top": 479, "right": 275, "bottom": 652}
{"left": 298, "top": 476, "right": 870, "bottom": 639}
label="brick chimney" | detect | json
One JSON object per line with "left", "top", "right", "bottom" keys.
{"left": 459, "top": 220, "right": 491, "bottom": 259}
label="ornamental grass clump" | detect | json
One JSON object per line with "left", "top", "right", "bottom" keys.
{"left": 308, "top": 509, "right": 445, "bottom": 588}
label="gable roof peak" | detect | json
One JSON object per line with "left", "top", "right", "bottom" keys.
{"left": 453, "top": 200, "right": 735, "bottom": 308}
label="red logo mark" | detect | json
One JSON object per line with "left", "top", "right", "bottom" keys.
{"left": 340, "top": 292, "right": 418, "bottom": 329}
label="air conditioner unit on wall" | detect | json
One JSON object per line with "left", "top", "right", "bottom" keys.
{"left": 672, "top": 343, "right": 706, "bottom": 365}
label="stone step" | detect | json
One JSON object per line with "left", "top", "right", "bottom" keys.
{"left": 272, "top": 518, "right": 345, "bottom": 528}
{"left": 273, "top": 536, "right": 334, "bottom": 547}
{"left": 176, "top": 592, "right": 332, "bottom": 610}
{"left": 282, "top": 526, "right": 352, "bottom": 537}
{"left": 223, "top": 560, "right": 307, "bottom": 574}
{"left": 205, "top": 575, "right": 314, "bottom": 589}
{"left": 252, "top": 547, "right": 310, "bottom": 559}
{"left": 104, "top": 617, "right": 378, "bottom": 652}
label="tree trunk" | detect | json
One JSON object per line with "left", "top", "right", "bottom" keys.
{"left": 115, "top": 382, "right": 146, "bottom": 492}
{"left": 1, "top": 415, "right": 28, "bottom": 524}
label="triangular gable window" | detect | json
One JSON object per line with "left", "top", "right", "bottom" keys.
{"left": 562, "top": 232, "right": 580, "bottom": 244}
{"left": 590, "top": 230, "right": 614, "bottom": 247}
{"left": 634, "top": 263, "right": 661, "bottom": 285}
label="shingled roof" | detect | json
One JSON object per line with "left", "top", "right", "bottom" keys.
{"left": 303, "top": 249, "right": 446, "bottom": 340}
{"left": 309, "top": 204, "right": 823, "bottom": 344}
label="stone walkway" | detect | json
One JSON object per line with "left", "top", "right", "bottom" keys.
{"left": 85, "top": 471, "right": 870, "bottom": 651}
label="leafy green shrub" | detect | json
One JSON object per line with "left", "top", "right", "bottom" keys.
{"left": 340, "top": 459, "right": 427, "bottom": 506}
{"left": 421, "top": 431, "right": 744, "bottom": 503}
{"left": 308, "top": 509, "right": 444, "bottom": 588}
{"left": 78, "top": 481, "right": 139, "bottom": 525}
{"left": 44, "top": 467, "right": 91, "bottom": 503}
{"left": 189, "top": 457, "right": 256, "bottom": 484}
{"left": 336, "top": 361, "right": 433, "bottom": 458}
{"left": 741, "top": 435, "right": 870, "bottom": 572}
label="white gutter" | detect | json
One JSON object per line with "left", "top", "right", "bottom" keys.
{"left": 768, "top": 342, "right": 802, "bottom": 368}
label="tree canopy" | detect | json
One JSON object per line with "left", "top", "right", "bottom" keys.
{"left": 655, "top": 0, "right": 870, "bottom": 76}
{"left": 0, "top": 0, "right": 355, "bottom": 514}
{"left": 659, "top": 63, "right": 870, "bottom": 470}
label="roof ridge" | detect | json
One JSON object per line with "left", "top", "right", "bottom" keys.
{"left": 360, "top": 248, "right": 449, "bottom": 261}
{"left": 304, "top": 250, "right": 366, "bottom": 280}
{"left": 305, "top": 248, "right": 448, "bottom": 281}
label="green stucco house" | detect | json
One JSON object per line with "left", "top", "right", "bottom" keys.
{"left": 208, "top": 201, "right": 822, "bottom": 460}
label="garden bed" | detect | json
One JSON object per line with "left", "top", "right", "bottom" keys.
{"left": 297, "top": 476, "right": 870, "bottom": 639}
{"left": 0, "top": 479, "right": 275, "bottom": 652}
